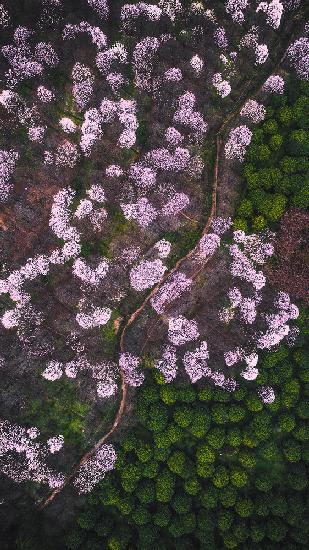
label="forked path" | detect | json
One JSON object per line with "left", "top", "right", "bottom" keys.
{"left": 39, "top": 10, "right": 306, "bottom": 509}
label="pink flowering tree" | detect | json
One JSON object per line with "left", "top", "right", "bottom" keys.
{"left": 225, "top": 0, "right": 249, "bottom": 24}
{"left": 130, "top": 259, "right": 167, "bottom": 291}
{"left": 0, "top": 149, "right": 19, "bottom": 201}
{"left": 287, "top": 37, "right": 309, "bottom": 80}
{"left": 262, "top": 74, "right": 285, "bottom": 94}
{"left": 225, "top": 125, "right": 252, "bottom": 161}
{"left": 240, "top": 99, "right": 266, "bottom": 123}
{"left": 0, "top": 420, "right": 64, "bottom": 489}
{"left": 256, "top": 1, "right": 284, "bottom": 30}
{"left": 168, "top": 316, "right": 200, "bottom": 346}
{"left": 74, "top": 444, "right": 116, "bottom": 494}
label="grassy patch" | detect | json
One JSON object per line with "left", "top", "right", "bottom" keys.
{"left": 22, "top": 378, "right": 91, "bottom": 447}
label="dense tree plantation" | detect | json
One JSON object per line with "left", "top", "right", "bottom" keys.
{"left": 0, "top": 1, "right": 308, "bottom": 549}
{"left": 235, "top": 77, "right": 309, "bottom": 232}
{"left": 64, "top": 309, "right": 309, "bottom": 550}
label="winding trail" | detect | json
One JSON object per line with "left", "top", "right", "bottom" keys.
{"left": 39, "top": 113, "right": 242, "bottom": 510}
{"left": 39, "top": 119, "right": 222, "bottom": 512}
{"left": 39, "top": 8, "right": 307, "bottom": 510}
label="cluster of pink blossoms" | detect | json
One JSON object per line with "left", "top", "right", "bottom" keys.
{"left": 37, "top": 85, "right": 54, "bottom": 103}
{"left": 49, "top": 187, "right": 77, "bottom": 241}
{"left": 155, "top": 239, "right": 171, "bottom": 258}
{"left": 123, "top": 2, "right": 176, "bottom": 30}
{"left": 87, "top": 184, "right": 106, "bottom": 203}
{"left": 233, "top": 229, "right": 274, "bottom": 265}
{"left": 173, "top": 92, "right": 208, "bottom": 142}
{"left": 224, "top": 125, "right": 252, "bottom": 161}
{"left": 119, "top": 353, "right": 144, "bottom": 386}
{"left": 287, "top": 37, "right": 309, "bottom": 80}
{"left": 164, "top": 67, "right": 183, "bottom": 82}
{"left": 42, "top": 355, "right": 118, "bottom": 399}
{"left": 158, "top": 0, "right": 182, "bottom": 22}
{"left": 151, "top": 272, "right": 192, "bottom": 313}
{"left": 0, "top": 149, "right": 19, "bottom": 202}
{"left": 217, "top": 230, "right": 298, "bottom": 396}
{"left": 49, "top": 187, "right": 81, "bottom": 262}
{"left": 28, "top": 125, "right": 46, "bottom": 142}
{"left": 212, "top": 73, "right": 231, "bottom": 98}
{"left": 156, "top": 337, "right": 236, "bottom": 391}
{"left": 73, "top": 258, "right": 109, "bottom": 286}
{"left": 76, "top": 307, "right": 112, "bottom": 329}
{"left": 42, "top": 361, "right": 63, "bottom": 381}
{"left": 240, "top": 99, "right": 266, "bottom": 123}
{"left": 106, "top": 72, "right": 126, "bottom": 95}
{"left": 220, "top": 287, "right": 260, "bottom": 325}
{"left": 224, "top": 348, "right": 260, "bottom": 383}
{"left": 87, "top": 0, "right": 109, "bottom": 19}
{"left": 0, "top": 254, "right": 50, "bottom": 328}
{"left": 211, "top": 216, "right": 233, "bottom": 235}
{"left": 238, "top": 352, "right": 259, "bottom": 381}
{"left": 106, "top": 164, "right": 123, "bottom": 178}
{"left": 190, "top": 55, "right": 204, "bottom": 76}
{"left": 130, "top": 259, "right": 166, "bottom": 291}
{"left": 121, "top": 2, "right": 162, "bottom": 28}
{"left": 121, "top": 197, "right": 157, "bottom": 228}
{"left": 229, "top": 244, "right": 266, "bottom": 290}
{"left": 80, "top": 108, "right": 102, "bottom": 156}
{"left": 225, "top": 0, "right": 249, "bottom": 23}
{"left": 45, "top": 140, "right": 80, "bottom": 168}
{"left": 256, "top": 0, "right": 284, "bottom": 30}
{"left": 96, "top": 43, "right": 127, "bottom": 74}
{"left": 35, "top": 42, "right": 59, "bottom": 66}
{"left": 129, "top": 164, "right": 156, "bottom": 189}
{"left": 198, "top": 233, "right": 221, "bottom": 258}
{"left": 133, "top": 36, "right": 160, "bottom": 90}
{"left": 0, "top": 89, "right": 45, "bottom": 145}
{"left": 162, "top": 192, "right": 190, "bottom": 216}
{"left": 184, "top": 339, "right": 237, "bottom": 390}
{"left": 165, "top": 127, "right": 184, "bottom": 147}
{"left": 214, "top": 27, "right": 228, "bottom": 50}
{"left": 87, "top": 209, "right": 106, "bottom": 232}
{"left": 0, "top": 3, "right": 9, "bottom": 27}
{"left": 93, "top": 97, "right": 138, "bottom": 150}
{"left": 255, "top": 43, "right": 269, "bottom": 64}
{"left": 262, "top": 74, "right": 285, "bottom": 94}
{"left": 168, "top": 316, "right": 200, "bottom": 346}
{"left": 74, "top": 444, "right": 116, "bottom": 494}
{"left": 0, "top": 420, "right": 64, "bottom": 489}
{"left": 257, "top": 291, "right": 299, "bottom": 350}
{"left": 47, "top": 435, "right": 64, "bottom": 454}
{"left": 1, "top": 308, "right": 22, "bottom": 330}
{"left": 145, "top": 147, "right": 190, "bottom": 171}
{"left": 258, "top": 385, "right": 275, "bottom": 404}
{"left": 240, "top": 26, "right": 269, "bottom": 65}
{"left": 183, "top": 341, "right": 209, "bottom": 383}
{"left": 72, "top": 63, "right": 94, "bottom": 109}
{"left": 59, "top": 117, "right": 77, "bottom": 133}
{"left": 63, "top": 21, "right": 107, "bottom": 50}
{"left": 96, "top": 370, "right": 118, "bottom": 399}
{"left": 155, "top": 345, "right": 178, "bottom": 383}
{"left": 2, "top": 29, "right": 58, "bottom": 87}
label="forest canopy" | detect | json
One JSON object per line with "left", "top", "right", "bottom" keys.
{"left": 0, "top": 1, "right": 308, "bottom": 549}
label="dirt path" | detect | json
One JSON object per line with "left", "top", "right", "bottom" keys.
{"left": 39, "top": 9, "right": 306, "bottom": 509}
{"left": 38, "top": 109, "right": 242, "bottom": 510}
